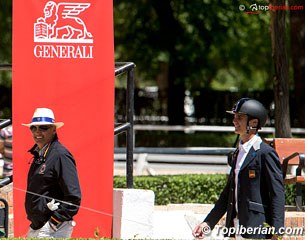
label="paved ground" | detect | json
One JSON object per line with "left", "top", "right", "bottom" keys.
{"left": 152, "top": 204, "right": 225, "bottom": 239}
{"left": 114, "top": 156, "right": 228, "bottom": 239}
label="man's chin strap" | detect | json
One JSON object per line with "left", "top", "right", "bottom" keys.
{"left": 246, "top": 118, "right": 251, "bottom": 134}
{"left": 233, "top": 134, "right": 240, "bottom": 147}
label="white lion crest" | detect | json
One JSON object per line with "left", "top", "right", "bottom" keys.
{"left": 34, "top": 1, "right": 93, "bottom": 43}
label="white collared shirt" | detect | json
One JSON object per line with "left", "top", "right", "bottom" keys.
{"left": 234, "top": 134, "right": 260, "bottom": 213}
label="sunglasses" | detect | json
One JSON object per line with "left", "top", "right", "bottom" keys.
{"left": 30, "top": 125, "right": 53, "bottom": 132}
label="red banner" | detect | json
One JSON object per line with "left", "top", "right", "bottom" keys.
{"left": 12, "top": 0, "right": 114, "bottom": 237}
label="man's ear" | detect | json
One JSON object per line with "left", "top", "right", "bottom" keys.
{"left": 250, "top": 119, "right": 259, "bottom": 128}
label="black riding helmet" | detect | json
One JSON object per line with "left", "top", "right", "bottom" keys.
{"left": 226, "top": 98, "right": 268, "bottom": 129}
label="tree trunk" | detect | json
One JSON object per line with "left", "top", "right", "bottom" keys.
{"left": 152, "top": 0, "right": 186, "bottom": 125}
{"left": 167, "top": 66, "right": 185, "bottom": 125}
{"left": 289, "top": 0, "right": 305, "bottom": 127}
{"left": 270, "top": 0, "right": 292, "bottom": 137}
{"left": 156, "top": 62, "right": 169, "bottom": 117}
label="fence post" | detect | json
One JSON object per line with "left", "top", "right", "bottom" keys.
{"left": 126, "top": 68, "right": 134, "bottom": 188}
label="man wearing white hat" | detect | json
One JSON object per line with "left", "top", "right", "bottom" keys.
{"left": 22, "top": 108, "right": 81, "bottom": 238}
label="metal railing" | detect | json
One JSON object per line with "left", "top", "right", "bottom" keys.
{"left": 114, "top": 62, "right": 136, "bottom": 188}
{"left": 114, "top": 147, "right": 232, "bottom": 176}
{"left": 0, "top": 119, "right": 12, "bottom": 130}
{"left": 0, "top": 64, "right": 11, "bottom": 71}
{"left": 132, "top": 124, "right": 305, "bottom": 135}
{"left": 115, "top": 146, "right": 234, "bottom": 156}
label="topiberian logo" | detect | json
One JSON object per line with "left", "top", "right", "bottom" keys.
{"left": 33, "top": 1, "right": 94, "bottom": 59}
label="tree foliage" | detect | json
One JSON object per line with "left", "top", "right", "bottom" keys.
{"left": 114, "top": 0, "right": 273, "bottom": 91}
{"left": 0, "top": 1, "right": 12, "bottom": 88}
{"left": 0, "top": 1, "right": 303, "bottom": 128}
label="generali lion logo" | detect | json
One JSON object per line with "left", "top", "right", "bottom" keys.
{"left": 33, "top": 1, "right": 94, "bottom": 58}
{"left": 34, "top": 1, "right": 93, "bottom": 43}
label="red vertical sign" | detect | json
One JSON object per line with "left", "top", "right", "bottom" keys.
{"left": 12, "top": 0, "right": 114, "bottom": 237}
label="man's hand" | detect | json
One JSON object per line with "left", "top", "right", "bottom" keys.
{"left": 47, "top": 199, "right": 60, "bottom": 211}
{"left": 192, "top": 222, "right": 210, "bottom": 239}
{"left": 271, "top": 235, "right": 279, "bottom": 240}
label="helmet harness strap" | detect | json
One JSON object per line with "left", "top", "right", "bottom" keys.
{"left": 246, "top": 116, "right": 259, "bottom": 134}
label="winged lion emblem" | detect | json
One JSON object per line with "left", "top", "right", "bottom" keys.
{"left": 35, "top": 1, "right": 93, "bottom": 42}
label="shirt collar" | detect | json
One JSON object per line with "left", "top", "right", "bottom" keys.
{"left": 34, "top": 143, "right": 49, "bottom": 157}
{"left": 239, "top": 135, "right": 259, "bottom": 153}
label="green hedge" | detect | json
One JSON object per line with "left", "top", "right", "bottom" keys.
{"left": 114, "top": 174, "right": 297, "bottom": 206}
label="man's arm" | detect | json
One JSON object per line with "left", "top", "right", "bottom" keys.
{"left": 263, "top": 148, "right": 285, "bottom": 232}
{"left": 203, "top": 178, "right": 231, "bottom": 228}
{"left": 52, "top": 152, "right": 81, "bottom": 223}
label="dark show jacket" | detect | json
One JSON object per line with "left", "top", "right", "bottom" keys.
{"left": 204, "top": 137, "right": 285, "bottom": 239}
{"left": 25, "top": 135, "right": 82, "bottom": 230}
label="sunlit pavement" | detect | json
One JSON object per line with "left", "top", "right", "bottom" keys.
{"left": 152, "top": 204, "right": 225, "bottom": 240}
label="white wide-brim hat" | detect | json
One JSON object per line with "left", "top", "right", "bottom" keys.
{"left": 22, "top": 108, "right": 64, "bottom": 129}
